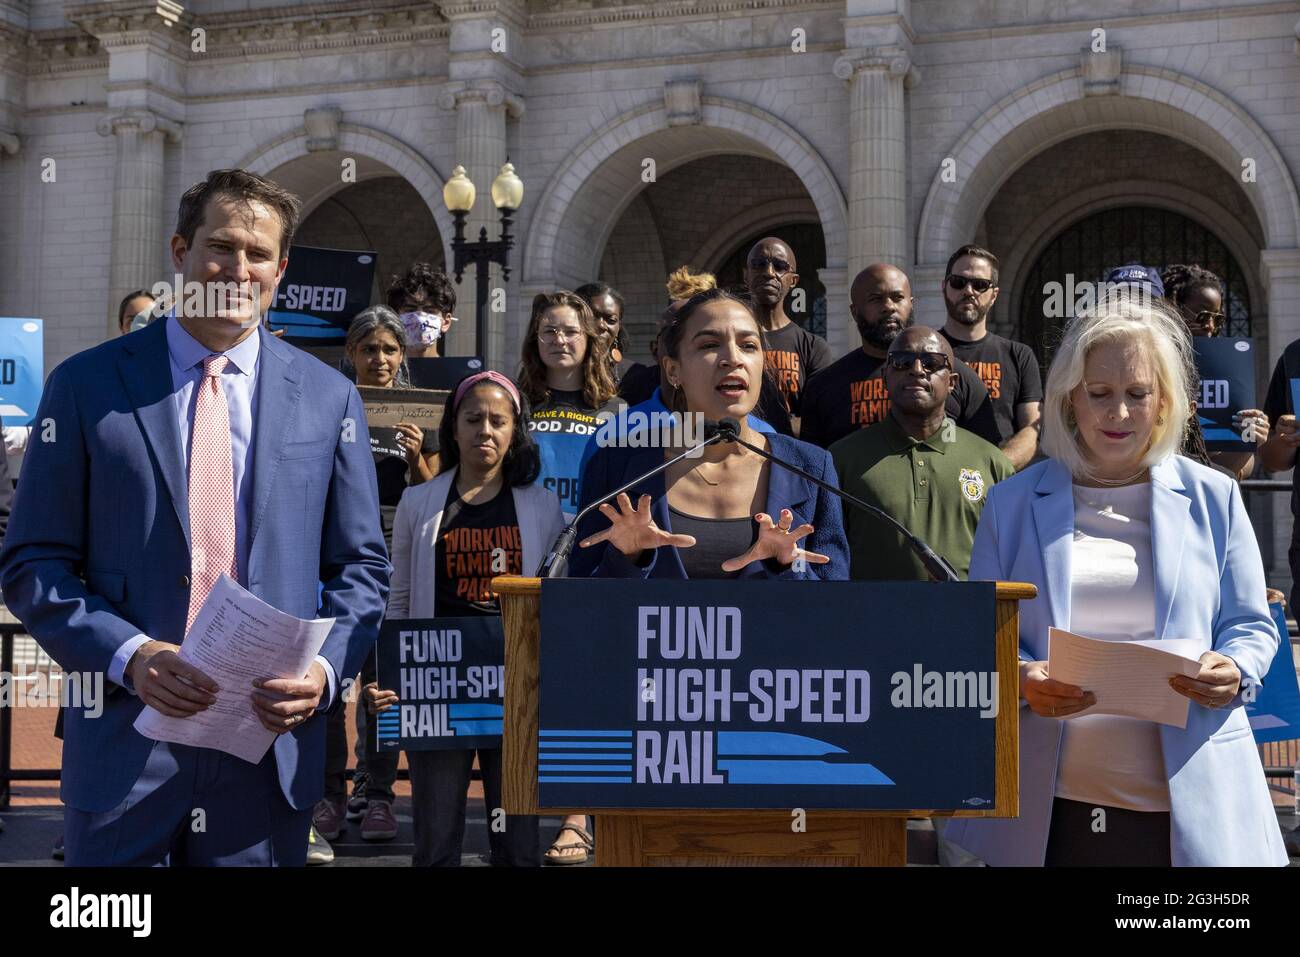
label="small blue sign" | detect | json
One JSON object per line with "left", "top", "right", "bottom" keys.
{"left": 374, "top": 616, "right": 505, "bottom": 751}
{"left": 538, "top": 580, "right": 999, "bottom": 811}
{"left": 267, "top": 245, "right": 376, "bottom": 343}
{"left": 1246, "top": 602, "right": 1300, "bottom": 744}
{"left": 1192, "top": 337, "right": 1255, "bottom": 451}
{"left": 0, "top": 317, "right": 43, "bottom": 427}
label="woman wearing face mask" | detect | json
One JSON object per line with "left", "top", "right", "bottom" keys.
{"left": 385, "top": 263, "right": 458, "bottom": 359}
{"left": 570, "top": 288, "right": 848, "bottom": 581}
{"left": 313, "top": 306, "right": 440, "bottom": 848}
{"left": 943, "top": 293, "right": 1286, "bottom": 867}
{"left": 367, "top": 371, "right": 564, "bottom": 866}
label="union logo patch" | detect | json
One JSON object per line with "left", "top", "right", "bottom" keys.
{"left": 959, "top": 467, "right": 986, "bottom": 503}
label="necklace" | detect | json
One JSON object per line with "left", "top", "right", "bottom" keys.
{"left": 693, "top": 462, "right": 722, "bottom": 486}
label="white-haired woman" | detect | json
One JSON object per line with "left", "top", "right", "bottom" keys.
{"left": 944, "top": 294, "right": 1286, "bottom": 866}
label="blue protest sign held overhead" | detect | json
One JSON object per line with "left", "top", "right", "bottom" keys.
{"left": 268, "top": 245, "right": 377, "bottom": 343}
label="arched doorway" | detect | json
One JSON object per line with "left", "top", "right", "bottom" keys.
{"left": 1018, "top": 206, "right": 1253, "bottom": 361}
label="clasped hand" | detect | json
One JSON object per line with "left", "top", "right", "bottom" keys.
{"left": 578, "top": 492, "right": 830, "bottom": 571}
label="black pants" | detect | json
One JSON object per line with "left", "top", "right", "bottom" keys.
{"left": 406, "top": 748, "right": 539, "bottom": 867}
{"left": 1044, "top": 798, "right": 1172, "bottom": 866}
{"left": 323, "top": 648, "right": 398, "bottom": 803}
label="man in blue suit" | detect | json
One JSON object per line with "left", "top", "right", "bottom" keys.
{"left": 0, "top": 169, "right": 390, "bottom": 866}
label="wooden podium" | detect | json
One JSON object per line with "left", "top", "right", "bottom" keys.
{"left": 495, "top": 576, "right": 1034, "bottom": 867}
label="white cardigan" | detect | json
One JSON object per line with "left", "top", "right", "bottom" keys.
{"left": 386, "top": 467, "right": 565, "bottom": 620}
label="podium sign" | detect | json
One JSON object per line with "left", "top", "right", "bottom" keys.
{"left": 538, "top": 580, "right": 998, "bottom": 811}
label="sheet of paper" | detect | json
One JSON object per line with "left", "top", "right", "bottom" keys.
{"left": 1047, "top": 627, "right": 1203, "bottom": 728}
{"left": 134, "top": 575, "right": 336, "bottom": 764}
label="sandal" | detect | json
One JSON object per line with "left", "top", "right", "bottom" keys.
{"left": 543, "top": 822, "right": 594, "bottom": 866}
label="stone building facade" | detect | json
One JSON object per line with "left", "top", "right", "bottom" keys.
{"left": 1, "top": 0, "right": 1299, "bottom": 574}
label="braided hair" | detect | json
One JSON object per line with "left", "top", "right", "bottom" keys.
{"left": 1161, "top": 264, "right": 1223, "bottom": 311}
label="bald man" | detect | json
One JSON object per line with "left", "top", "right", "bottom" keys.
{"left": 830, "top": 325, "right": 1012, "bottom": 581}
{"left": 800, "top": 263, "right": 1000, "bottom": 449}
{"left": 743, "top": 237, "right": 832, "bottom": 432}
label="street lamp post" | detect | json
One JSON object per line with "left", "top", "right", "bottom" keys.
{"left": 442, "top": 162, "right": 524, "bottom": 360}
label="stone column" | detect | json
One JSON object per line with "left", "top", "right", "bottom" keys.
{"left": 439, "top": 82, "right": 522, "bottom": 370}
{"left": 834, "top": 47, "right": 918, "bottom": 285}
{"left": 97, "top": 110, "right": 181, "bottom": 338}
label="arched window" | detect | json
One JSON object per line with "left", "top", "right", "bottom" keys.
{"left": 1018, "top": 206, "right": 1251, "bottom": 361}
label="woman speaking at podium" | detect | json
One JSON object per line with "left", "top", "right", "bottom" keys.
{"left": 569, "top": 288, "right": 848, "bottom": 580}
{"left": 945, "top": 294, "right": 1286, "bottom": 867}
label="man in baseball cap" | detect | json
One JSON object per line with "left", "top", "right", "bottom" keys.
{"left": 1103, "top": 263, "right": 1166, "bottom": 299}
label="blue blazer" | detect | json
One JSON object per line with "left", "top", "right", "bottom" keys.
{"left": 570, "top": 432, "right": 849, "bottom": 580}
{"left": 0, "top": 318, "right": 390, "bottom": 814}
{"left": 944, "top": 455, "right": 1287, "bottom": 866}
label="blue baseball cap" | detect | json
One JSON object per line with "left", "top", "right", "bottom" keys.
{"left": 1103, "top": 264, "right": 1165, "bottom": 299}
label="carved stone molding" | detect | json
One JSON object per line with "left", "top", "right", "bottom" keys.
{"left": 1081, "top": 45, "right": 1122, "bottom": 96}
{"left": 664, "top": 79, "right": 701, "bottom": 127}
{"left": 833, "top": 46, "right": 919, "bottom": 89}
{"left": 95, "top": 108, "right": 182, "bottom": 143}
{"left": 304, "top": 106, "right": 342, "bottom": 152}
{"left": 438, "top": 80, "right": 525, "bottom": 119}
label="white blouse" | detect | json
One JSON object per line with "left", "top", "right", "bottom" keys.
{"left": 1055, "top": 481, "right": 1170, "bottom": 812}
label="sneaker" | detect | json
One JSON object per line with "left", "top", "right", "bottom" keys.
{"left": 312, "top": 797, "right": 347, "bottom": 841}
{"left": 306, "top": 825, "right": 334, "bottom": 865}
{"left": 360, "top": 799, "right": 398, "bottom": 841}
{"left": 345, "top": 771, "right": 370, "bottom": 821}
{"left": 52, "top": 832, "right": 64, "bottom": 861}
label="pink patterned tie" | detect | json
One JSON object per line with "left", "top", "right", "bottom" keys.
{"left": 185, "top": 354, "right": 238, "bottom": 634}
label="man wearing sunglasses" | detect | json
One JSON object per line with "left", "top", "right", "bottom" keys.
{"left": 830, "top": 326, "right": 1011, "bottom": 581}
{"left": 939, "top": 245, "right": 1043, "bottom": 470}
{"left": 800, "top": 263, "right": 1000, "bottom": 450}
{"left": 742, "top": 237, "right": 833, "bottom": 436}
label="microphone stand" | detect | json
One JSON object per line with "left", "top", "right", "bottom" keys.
{"left": 716, "top": 422, "right": 961, "bottom": 583}
{"left": 534, "top": 426, "right": 733, "bottom": 578}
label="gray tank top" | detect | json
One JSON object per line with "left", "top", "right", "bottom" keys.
{"left": 667, "top": 507, "right": 759, "bottom": 580}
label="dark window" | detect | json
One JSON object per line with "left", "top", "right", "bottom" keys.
{"left": 714, "top": 223, "right": 827, "bottom": 337}
{"left": 1018, "top": 206, "right": 1251, "bottom": 364}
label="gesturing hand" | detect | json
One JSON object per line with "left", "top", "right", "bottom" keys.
{"left": 1019, "top": 660, "right": 1096, "bottom": 718}
{"left": 128, "top": 640, "right": 219, "bottom": 717}
{"left": 251, "top": 661, "right": 327, "bottom": 735}
{"left": 720, "top": 508, "right": 829, "bottom": 573}
{"left": 1169, "top": 650, "right": 1241, "bottom": 709}
{"left": 579, "top": 492, "right": 697, "bottom": 558}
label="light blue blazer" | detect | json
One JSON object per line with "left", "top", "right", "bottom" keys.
{"left": 944, "top": 455, "right": 1287, "bottom": 866}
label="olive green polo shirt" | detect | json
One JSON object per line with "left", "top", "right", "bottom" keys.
{"left": 829, "top": 413, "right": 1013, "bottom": 581}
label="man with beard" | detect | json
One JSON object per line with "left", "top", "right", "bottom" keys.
{"left": 743, "top": 237, "right": 833, "bottom": 434}
{"left": 800, "top": 263, "right": 999, "bottom": 449}
{"left": 830, "top": 326, "right": 1011, "bottom": 580}
{"left": 938, "top": 245, "right": 1042, "bottom": 469}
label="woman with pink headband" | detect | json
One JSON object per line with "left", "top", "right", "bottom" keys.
{"left": 366, "top": 369, "right": 564, "bottom": 866}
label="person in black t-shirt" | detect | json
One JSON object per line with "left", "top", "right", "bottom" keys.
{"left": 575, "top": 282, "right": 627, "bottom": 386}
{"left": 801, "top": 264, "right": 1000, "bottom": 450}
{"left": 367, "top": 371, "right": 564, "bottom": 866}
{"left": 1259, "top": 340, "right": 1300, "bottom": 610}
{"left": 318, "top": 305, "right": 437, "bottom": 845}
{"left": 743, "top": 237, "right": 833, "bottom": 432}
{"left": 938, "top": 245, "right": 1042, "bottom": 469}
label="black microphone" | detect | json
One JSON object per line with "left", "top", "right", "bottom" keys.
{"left": 534, "top": 418, "right": 734, "bottom": 578}
{"left": 716, "top": 420, "right": 960, "bottom": 583}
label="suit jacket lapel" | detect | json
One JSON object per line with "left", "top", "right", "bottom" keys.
{"left": 117, "top": 318, "right": 190, "bottom": 550}
{"left": 1149, "top": 458, "right": 1190, "bottom": 641}
{"left": 762, "top": 437, "right": 813, "bottom": 522}
{"left": 248, "top": 329, "right": 305, "bottom": 549}
{"left": 1030, "top": 459, "right": 1075, "bottom": 632}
